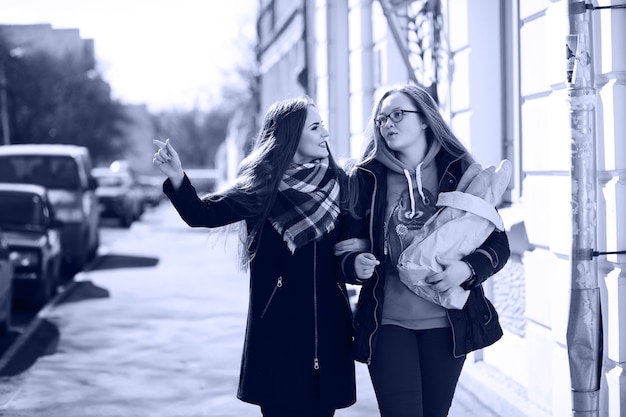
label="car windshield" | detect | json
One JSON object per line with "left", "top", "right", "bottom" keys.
{"left": 0, "top": 193, "right": 45, "bottom": 230}
{"left": 0, "top": 155, "right": 81, "bottom": 189}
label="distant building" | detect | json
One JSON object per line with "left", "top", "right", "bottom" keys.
{"left": 256, "top": 0, "right": 351, "bottom": 160}
{"left": 0, "top": 24, "right": 95, "bottom": 71}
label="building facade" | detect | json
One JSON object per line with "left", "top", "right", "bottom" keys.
{"left": 256, "top": 0, "right": 626, "bottom": 416}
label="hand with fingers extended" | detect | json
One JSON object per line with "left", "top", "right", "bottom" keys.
{"left": 354, "top": 253, "right": 379, "bottom": 281}
{"left": 153, "top": 138, "right": 184, "bottom": 189}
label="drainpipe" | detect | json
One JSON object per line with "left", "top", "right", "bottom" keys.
{"left": 0, "top": 60, "right": 10, "bottom": 145}
{"left": 565, "top": 1, "right": 602, "bottom": 416}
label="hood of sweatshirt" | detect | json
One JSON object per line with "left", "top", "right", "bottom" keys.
{"left": 374, "top": 140, "right": 441, "bottom": 217}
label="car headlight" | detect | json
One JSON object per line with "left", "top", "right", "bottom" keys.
{"left": 9, "top": 249, "right": 41, "bottom": 271}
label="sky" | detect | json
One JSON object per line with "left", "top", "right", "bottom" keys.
{"left": 0, "top": 0, "right": 258, "bottom": 112}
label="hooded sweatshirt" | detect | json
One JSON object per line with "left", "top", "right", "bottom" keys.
{"left": 375, "top": 141, "right": 450, "bottom": 330}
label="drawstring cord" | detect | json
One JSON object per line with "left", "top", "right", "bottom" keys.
{"left": 402, "top": 161, "right": 428, "bottom": 218}
{"left": 403, "top": 169, "right": 417, "bottom": 218}
{"left": 414, "top": 162, "right": 428, "bottom": 205}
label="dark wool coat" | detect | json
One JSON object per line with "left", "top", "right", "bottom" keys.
{"left": 338, "top": 149, "right": 511, "bottom": 364}
{"left": 164, "top": 175, "right": 356, "bottom": 410}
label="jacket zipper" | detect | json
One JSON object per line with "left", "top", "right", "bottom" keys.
{"left": 337, "top": 282, "right": 353, "bottom": 316}
{"left": 261, "top": 276, "right": 282, "bottom": 318}
{"left": 337, "top": 283, "right": 349, "bottom": 303}
{"left": 361, "top": 166, "right": 380, "bottom": 365}
{"left": 313, "top": 241, "right": 320, "bottom": 370}
{"left": 445, "top": 310, "right": 463, "bottom": 359}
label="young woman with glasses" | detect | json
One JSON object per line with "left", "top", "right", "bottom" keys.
{"left": 336, "top": 83, "right": 510, "bottom": 417}
{"left": 153, "top": 96, "right": 356, "bottom": 417}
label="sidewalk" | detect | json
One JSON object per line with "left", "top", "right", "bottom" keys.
{"left": 144, "top": 203, "right": 500, "bottom": 417}
{"left": 142, "top": 204, "right": 502, "bottom": 417}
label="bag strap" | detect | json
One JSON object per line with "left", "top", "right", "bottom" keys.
{"left": 436, "top": 191, "right": 504, "bottom": 231}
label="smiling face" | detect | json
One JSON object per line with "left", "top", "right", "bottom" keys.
{"left": 292, "top": 106, "right": 330, "bottom": 164}
{"left": 377, "top": 92, "right": 427, "bottom": 163}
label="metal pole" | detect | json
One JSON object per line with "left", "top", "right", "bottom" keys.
{"left": 0, "top": 60, "right": 10, "bottom": 145}
{"left": 565, "top": 2, "right": 601, "bottom": 416}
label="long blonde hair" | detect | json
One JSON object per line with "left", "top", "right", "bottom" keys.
{"left": 347, "top": 83, "right": 474, "bottom": 216}
{"left": 359, "top": 83, "right": 473, "bottom": 165}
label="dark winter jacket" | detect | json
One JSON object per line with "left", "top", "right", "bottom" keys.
{"left": 164, "top": 175, "right": 356, "bottom": 409}
{"left": 339, "top": 149, "right": 510, "bottom": 363}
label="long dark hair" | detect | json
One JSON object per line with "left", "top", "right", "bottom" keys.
{"left": 208, "top": 95, "right": 344, "bottom": 267}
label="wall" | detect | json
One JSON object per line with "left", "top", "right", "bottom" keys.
{"left": 256, "top": 0, "right": 307, "bottom": 112}
{"left": 255, "top": 0, "right": 626, "bottom": 414}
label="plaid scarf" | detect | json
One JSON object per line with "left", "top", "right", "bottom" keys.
{"left": 268, "top": 159, "right": 341, "bottom": 253}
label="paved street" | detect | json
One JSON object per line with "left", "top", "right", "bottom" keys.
{"left": 0, "top": 202, "right": 497, "bottom": 417}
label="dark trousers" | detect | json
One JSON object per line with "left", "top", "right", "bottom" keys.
{"left": 368, "top": 325, "right": 466, "bottom": 417}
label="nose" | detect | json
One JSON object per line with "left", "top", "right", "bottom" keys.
{"left": 321, "top": 126, "right": 330, "bottom": 137}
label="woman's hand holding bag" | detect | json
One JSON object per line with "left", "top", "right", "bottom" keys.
{"left": 397, "top": 159, "right": 512, "bottom": 309}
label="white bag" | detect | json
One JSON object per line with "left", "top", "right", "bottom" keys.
{"left": 397, "top": 160, "right": 512, "bottom": 309}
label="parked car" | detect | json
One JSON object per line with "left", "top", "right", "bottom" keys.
{"left": 92, "top": 165, "right": 144, "bottom": 227}
{"left": 0, "top": 230, "right": 13, "bottom": 335}
{"left": 138, "top": 174, "right": 163, "bottom": 208}
{"left": 0, "top": 144, "right": 100, "bottom": 274}
{"left": 0, "top": 184, "right": 63, "bottom": 309}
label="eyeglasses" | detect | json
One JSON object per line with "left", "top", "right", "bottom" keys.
{"left": 374, "top": 110, "right": 420, "bottom": 127}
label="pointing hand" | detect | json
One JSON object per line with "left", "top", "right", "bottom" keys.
{"left": 153, "top": 138, "right": 184, "bottom": 189}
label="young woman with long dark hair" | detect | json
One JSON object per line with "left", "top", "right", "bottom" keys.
{"left": 153, "top": 96, "right": 355, "bottom": 417}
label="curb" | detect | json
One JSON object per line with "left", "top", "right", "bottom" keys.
{"left": 0, "top": 279, "right": 78, "bottom": 376}
{"left": 0, "top": 245, "right": 110, "bottom": 376}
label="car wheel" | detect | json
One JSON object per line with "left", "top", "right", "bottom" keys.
{"left": 120, "top": 210, "right": 133, "bottom": 228}
{"left": 88, "top": 229, "right": 100, "bottom": 261}
{"left": 30, "top": 277, "right": 52, "bottom": 310}
{"left": 66, "top": 247, "right": 88, "bottom": 276}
